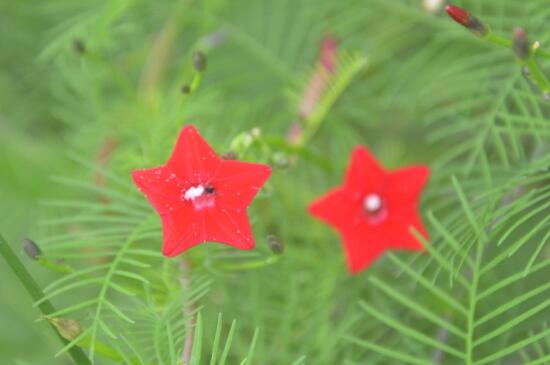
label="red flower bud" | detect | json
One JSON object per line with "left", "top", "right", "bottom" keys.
{"left": 446, "top": 4, "right": 470, "bottom": 27}
{"left": 445, "top": 4, "right": 488, "bottom": 37}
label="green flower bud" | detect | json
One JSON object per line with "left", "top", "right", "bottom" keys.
{"left": 181, "top": 84, "right": 191, "bottom": 94}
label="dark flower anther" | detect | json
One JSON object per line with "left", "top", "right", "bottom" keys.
{"left": 445, "top": 4, "right": 488, "bottom": 37}
{"left": 204, "top": 185, "right": 215, "bottom": 194}
{"left": 22, "top": 238, "right": 42, "bottom": 260}
{"left": 513, "top": 27, "right": 530, "bottom": 60}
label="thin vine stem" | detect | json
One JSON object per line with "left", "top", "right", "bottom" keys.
{"left": 0, "top": 234, "right": 91, "bottom": 365}
{"left": 485, "top": 32, "right": 550, "bottom": 60}
{"left": 484, "top": 31, "right": 550, "bottom": 95}
{"left": 179, "top": 259, "right": 196, "bottom": 365}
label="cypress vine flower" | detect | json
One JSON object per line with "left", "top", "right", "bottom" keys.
{"left": 132, "top": 125, "right": 271, "bottom": 257}
{"left": 445, "top": 4, "right": 488, "bottom": 37}
{"left": 308, "top": 147, "right": 430, "bottom": 273}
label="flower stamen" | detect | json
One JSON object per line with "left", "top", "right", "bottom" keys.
{"left": 182, "top": 184, "right": 216, "bottom": 210}
{"left": 183, "top": 185, "right": 205, "bottom": 201}
{"left": 363, "top": 193, "right": 387, "bottom": 224}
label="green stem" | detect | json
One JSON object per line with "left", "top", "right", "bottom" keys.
{"left": 0, "top": 234, "right": 91, "bottom": 365}
{"left": 484, "top": 32, "right": 550, "bottom": 60}
{"left": 217, "top": 254, "right": 280, "bottom": 271}
{"left": 483, "top": 31, "right": 550, "bottom": 95}
{"left": 484, "top": 32, "right": 512, "bottom": 48}
{"left": 524, "top": 58, "right": 550, "bottom": 94}
{"left": 176, "top": 71, "right": 203, "bottom": 123}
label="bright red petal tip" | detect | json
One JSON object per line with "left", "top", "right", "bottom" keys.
{"left": 445, "top": 4, "right": 470, "bottom": 27}
{"left": 344, "top": 146, "right": 386, "bottom": 194}
{"left": 308, "top": 146, "right": 430, "bottom": 274}
{"left": 132, "top": 124, "right": 271, "bottom": 257}
{"left": 167, "top": 125, "right": 221, "bottom": 182}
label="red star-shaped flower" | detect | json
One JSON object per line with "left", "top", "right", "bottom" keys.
{"left": 132, "top": 125, "right": 271, "bottom": 257}
{"left": 308, "top": 146, "right": 430, "bottom": 273}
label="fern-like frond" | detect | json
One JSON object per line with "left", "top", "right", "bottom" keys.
{"left": 347, "top": 175, "right": 550, "bottom": 364}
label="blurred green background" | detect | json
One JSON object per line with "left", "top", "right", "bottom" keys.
{"left": 1, "top": 0, "right": 549, "bottom": 364}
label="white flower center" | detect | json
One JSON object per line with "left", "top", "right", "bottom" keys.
{"left": 364, "top": 194, "right": 382, "bottom": 213}
{"left": 183, "top": 185, "right": 205, "bottom": 201}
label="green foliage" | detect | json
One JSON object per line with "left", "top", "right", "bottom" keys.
{"left": 1, "top": 0, "right": 549, "bottom": 364}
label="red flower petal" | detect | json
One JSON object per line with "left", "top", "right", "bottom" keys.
{"left": 387, "top": 213, "right": 428, "bottom": 250}
{"left": 215, "top": 160, "right": 272, "bottom": 209}
{"left": 204, "top": 207, "right": 255, "bottom": 249}
{"left": 161, "top": 209, "right": 205, "bottom": 257}
{"left": 386, "top": 166, "right": 430, "bottom": 206}
{"left": 132, "top": 166, "right": 185, "bottom": 215}
{"left": 342, "top": 227, "right": 387, "bottom": 273}
{"left": 344, "top": 146, "right": 386, "bottom": 194}
{"left": 167, "top": 125, "right": 221, "bottom": 183}
{"left": 308, "top": 188, "right": 362, "bottom": 229}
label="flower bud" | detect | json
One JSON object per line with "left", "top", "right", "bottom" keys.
{"left": 513, "top": 27, "right": 530, "bottom": 60}
{"left": 22, "top": 238, "right": 42, "bottom": 260}
{"left": 267, "top": 234, "right": 284, "bottom": 255}
{"left": 445, "top": 5, "right": 488, "bottom": 37}
{"left": 193, "top": 51, "right": 207, "bottom": 72}
{"left": 181, "top": 84, "right": 191, "bottom": 94}
{"left": 73, "top": 39, "right": 86, "bottom": 54}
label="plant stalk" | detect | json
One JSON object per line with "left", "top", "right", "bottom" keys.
{"left": 180, "top": 259, "right": 196, "bottom": 364}
{"left": 0, "top": 234, "right": 91, "bottom": 365}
